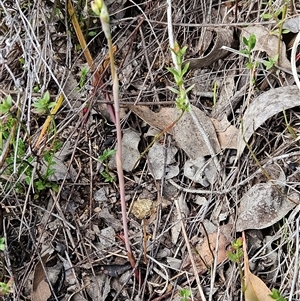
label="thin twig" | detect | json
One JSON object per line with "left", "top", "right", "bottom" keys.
{"left": 174, "top": 193, "right": 207, "bottom": 301}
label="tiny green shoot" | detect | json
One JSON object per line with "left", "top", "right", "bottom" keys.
{"left": 79, "top": 66, "right": 89, "bottom": 89}
{"left": 98, "top": 149, "right": 116, "bottom": 182}
{"left": 32, "top": 91, "right": 56, "bottom": 115}
{"left": 179, "top": 288, "right": 191, "bottom": 301}
{"left": 0, "top": 95, "right": 13, "bottom": 115}
{"left": 0, "top": 237, "right": 5, "bottom": 251}
{"left": 167, "top": 42, "right": 193, "bottom": 112}
{"left": 269, "top": 288, "right": 287, "bottom": 301}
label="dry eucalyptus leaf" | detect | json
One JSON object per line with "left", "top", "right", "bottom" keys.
{"left": 237, "top": 85, "right": 300, "bottom": 158}
{"left": 211, "top": 116, "right": 238, "bottom": 149}
{"left": 183, "top": 224, "right": 232, "bottom": 275}
{"left": 283, "top": 17, "right": 300, "bottom": 33}
{"left": 236, "top": 183, "right": 297, "bottom": 232}
{"left": 184, "top": 28, "right": 234, "bottom": 69}
{"left": 83, "top": 274, "right": 110, "bottom": 301}
{"left": 242, "top": 232, "right": 274, "bottom": 301}
{"left": 241, "top": 25, "right": 290, "bottom": 69}
{"left": 129, "top": 105, "right": 220, "bottom": 159}
{"left": 148, "top": 141, "right": 179, "bottom": 180}
{"left": 184, "top": 157, "right": 217, "bottom": 187}
{"left": 109, "top": 128, "right": 141, "bottom": 172}
{"left": 31, "top": 256, "right": 51, "bottom": 301}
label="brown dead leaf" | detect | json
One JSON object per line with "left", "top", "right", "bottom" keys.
{"left": 242, "top": 232, "right": 274, "bottom": 301}
{"left": 129, "top": 105, "right": 220, "bottom": 159}
{"left": 183, "top": 224, "right": 232, "bottom": 274}
{"left": 31, "top": 256, "right": 51, "bottom": 301}
{"left": 211, "top": 115, "right": 238, "bottom": 149}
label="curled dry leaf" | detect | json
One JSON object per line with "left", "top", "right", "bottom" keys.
{"left": 184, "top": 28, "right": 234, "bottom": 69}
{"left": 237, "top": 85, "right": 300, "bottom": 158}
{"left": 129, "top": 105, "right": 220, "bottom": 159}
{"left": 241, "top": 25, "right": 290, "bottom": 69}
{"left": 236, "top": 183, "right": 298, "bottom": 232}
{"left": 242, "top": 232, "right": 274, "bottom": 301}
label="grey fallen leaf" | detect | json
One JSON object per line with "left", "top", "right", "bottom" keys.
{"left": 173, "top": 107, "right": 221, "bottom": 159}
{"left": 184, "top": 157, "right": 217, "bottom": 187}
{"left": 109, "top": 128, "right": 140, "bottom": 172}
{"left": 98, "top": 226, "right": 116, "bottom": 247}
{"left": 283, "top": 17, "right": 300, "bottom": 33}
{"left": 83, "top": 274, "right": 110, "bottom": 301}
{"left": 237, "top": 86, "right": 300, "bottom": 158}
{"left": 236, "top": 183, "right": 298, "bottom": 232}
{"left": 148, "top": 141, "right": 179, "bottom": 180}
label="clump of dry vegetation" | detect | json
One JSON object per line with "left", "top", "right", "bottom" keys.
{"left": 0, "top": 0, "right": 300, "bottom": 300}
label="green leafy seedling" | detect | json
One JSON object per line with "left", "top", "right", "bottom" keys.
{"left": 228, "top": 238, "right": 245, "bottom": 291}
{"left": 32, "top": 91, "right": 56, "bottom": 115}
{"left": 0, "top": 237, "right": 5, "bottom": 251}
{"left": 98, "top": 149, "right": 116, "bottom": 182}
{"left": 269, "top": 288, "right": 287, "bottom": 301}
{"left": 0, "top": 279, "right": 14, "bottom": 296}
{"left": 179, "top": 288, "right": 191, "bottom": 301}
{"left": 0, "top": 95, "right": 13, "bottom": 115}
{"left": 263, "top": 54, "right": 279, "bottom": 70}
{"left": 167, "top": 42, "right": 193, "bottom": 112}
{"left": 79, "top": 66, "right": 89, "bottom": 89}
{"left": 240, "top": 34, "right": 258, "bottom": 70}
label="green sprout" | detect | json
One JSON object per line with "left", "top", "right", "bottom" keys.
{"left": 228, "top": 238, "right": 245, "bottom": 291}
{"left": 269, "top": 288, "right": 287, "bottom": 301}
{"left": 98, "top": 149, "right": 116, "bottom": 182}
{"left": 0, "top": 237, "right": 5, "bottom": 251}
{"left": 79, "top": 66, "right": 89, "bottom": 89}
{"left": 32, "top": 91, "right": 56, "bottom": 115}
{"left": 240, "top": 33, "right": 257, "bottom": 70}
{"left": 0, "top": 95, "right": 13, "bottom": 115}
{"left": 167, "top": 42, "right": 193, "bottom": 112}
{"left": 179, "top": 288, "right": 192, "bottom": 301}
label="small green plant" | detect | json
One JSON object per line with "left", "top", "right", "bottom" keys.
{"left": 228, "top": 238, "right": 245, "bottom": 291}
{"left": 179, "top": 288, "right": 191, "bottom": 301}
{"left": 0, "top": 237, "right": 14, "bottom": 297}
{"left": 261, "top": 0, "right": 289, "bottom": 59}
{"left": 98, "top": 149, "right": 116, "bottom": 182}
{"left": 32, "top": 91, "right": 56, "bottom": 115}
{"left": 240, "top": 33, "right": 257, "bottom": 70}
{"left": 0, "top": 237, "right": 5, "bottom": 251}
{"left": 262, "top": 54, "right": 279, "bottom": 70}
{"left": 0, "top": 279, "right": 13, "bottom": 296}
{"left": 0, "top": 95, "right": 15, "bottom": 150}
{"left": 167, "top": 43, "right": 193, "bottom": 112}
{"left": 269, "top": 288, "right": 287, "bottom": 301}
{"left": 79, "top": 66, "right": 89, "bottom": 89}
{"left": 0, "top": 95, "right": 13, "bottom": 115}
